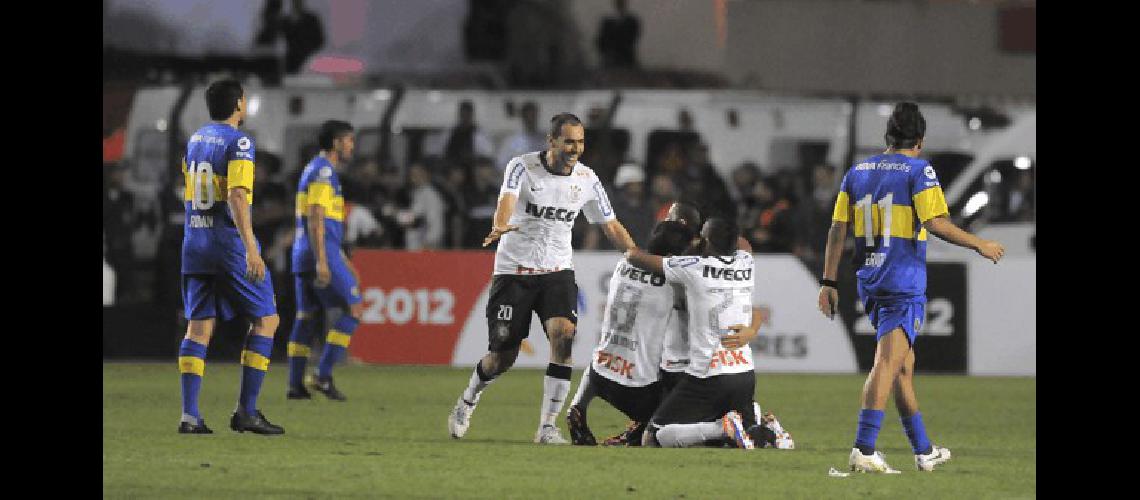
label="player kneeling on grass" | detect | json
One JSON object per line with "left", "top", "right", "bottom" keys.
{"left": 564, "top": 221, "right": 693, "bottom": 446}
{"left": 624, "top": 218, "right": 762, "bottom": 449}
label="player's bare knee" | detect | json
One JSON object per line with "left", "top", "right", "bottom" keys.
{"left": 253, "top": 314, "right": 280, "bottom": 337}
{"left": 546, "top": 319, "right": 576, "bottom": 341}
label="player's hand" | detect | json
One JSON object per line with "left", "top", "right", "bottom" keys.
{"left": 482, "top": 225, "right": 519, "bottom": 247}
{"left": 818, "top": 286, "right": 838, "bottom": 320}
{"left": 316, "top": 261, "right": 331, "bottom": 288}
{"left": 976, "top": 240, "right": 1005, "bottom": 264}
{"left": 721, "top": 325, "right": 755, "bottom": 349}
{"left": 246, "top": 252, "right": 267, "bottom": 283}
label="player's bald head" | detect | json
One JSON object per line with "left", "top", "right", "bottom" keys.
{"left": 701, "top": 217, "right": 738, "bottom": 256}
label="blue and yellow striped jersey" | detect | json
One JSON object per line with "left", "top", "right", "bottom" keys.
{"left": 181, "top": 123, "right": 257, "bottom": 273}
{"left": 291, "top": 156, "right": 346, "bottom": 273}
{"left": 832, "top": 153, "right": 949, "bottom": 302}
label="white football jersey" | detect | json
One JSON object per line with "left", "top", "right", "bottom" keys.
{"left": 663, "top": 250, "right": 756, "bottom": 378}
{"left": 591, "top": 258, "right": 675, "bottom": 387}
{"left": 494, "top": 152, "right": 616, "bottom": 275}
{"left": 659, "top": 286, "right": 690, "bottom": 373}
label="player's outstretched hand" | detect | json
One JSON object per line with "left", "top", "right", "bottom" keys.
{"left": 246, "top": 252, "right": 267, "bottom": 283}
{"left": 482, "top": 225, "right": 519, "bottom": 247}
{"left": 976, "top": 240, "right": 1005, "bottom": 264}
{"left": 316, "top": 261, "right": 332, "bottom": 288}
{"left": 818, "top": 286, "right": 838, "bottom": 320}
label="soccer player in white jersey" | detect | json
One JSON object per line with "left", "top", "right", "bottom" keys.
{"left": 625, "top": 218, "right": 761, "bottom": 449}
{"left": 448, "top": 113, "right": 637, "bottom": 444}
{"left": 564, "top": 221, "right": 694, "bottom": 446}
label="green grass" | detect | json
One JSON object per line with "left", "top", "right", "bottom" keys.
{"left": 103, "top": 363, "right": 1035, "bottom": 499}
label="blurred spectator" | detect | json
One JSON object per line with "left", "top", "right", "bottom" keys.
{"left": 344, "top": 198, "right": 384, "bottom": 249}
{"left": 401, "top": 163, "right": 446, "bottom": 250}
{"left": 793, "top": 164, "right": 839, "bottom": 274}
{"left": 103, "top": 164, "right": 138, "bottom": 304}
{"left": 587, "top": 163, "right": 655, "bottom": 249}
{"left": 103, "top": 235, "right": 116, "bottom": 307}
{"left": 649, "top": 174, "right": 678, "bottom": 221}
{"left": 253, "top": 0, "right": 285, "bottom": 79}
{"left": 441, "top": 100, "right": 494, "bottom": 173}
{"left": 595, "top": 0, "right": 640, "bottom": 69}
{"left": 465, "top": 157, "right": 503, "bottom": 248}
{"left": 496, "top": 101, "right": 547, "bottom": 171}
{"left": 438, "top": 162, "right": 474, "bottom": 248}
{"left": 505, "top": 0, "right": 586, "bottom": 87}
{"left": 729, "top": 161, "right": 761, "bottom": 207}
{"left": 675, "top": 142, "right": 733, "bottom": 220}
{"left": 581, "top": 106, "right": 627, "bottom": 186}
{"left": 282, "top": 0, "right": 325, "bottom": 74}
{"left": 741, "top": 177, "right": 796, "bottom": 253}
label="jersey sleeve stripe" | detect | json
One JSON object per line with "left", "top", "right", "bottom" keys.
{"left": 831, "top": 190, "right": 851, "bottom": 222}
{"left": 913, "top": 186, "right": 949, "bottom": 223}
{"left": 227, "top": 159, "right": 255, "bottom": 204}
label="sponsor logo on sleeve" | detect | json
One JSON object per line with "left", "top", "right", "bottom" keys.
{"left": 320, "top": 166, "right": 333, "bottom": 178}
{"left": 592, "top": 182, "right": 613, "bottom": 216}
{"left": 667, "top": 256, "right": 699, "bottom": 268}
{"left": 237, "top": 137, "right": 251, "bottom": 151}
{"left": 924, "top": 165, "right": 937, "bottom": 180}
{"left": 507, "top": 161, "right": 524, "bottom": 190}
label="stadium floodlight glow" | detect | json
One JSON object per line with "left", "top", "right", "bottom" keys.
{"left": 878, "top": 104, "right": 892, "bottom": 117}
{"left": 428, "top": 91, "right": 443, "bottom": 103}
{"left": 988, "top": 170, "right": 1002, "bottom": 184}
{"left": 1014, "top": 156, "right": 1032, "bottom": 170}
{"left": 372, "top": 89, "right": 391, "bottom": 101}
{"left": 156, "top": 119, "right": 167, "bottom": 132}
{"left": 248, "top": 95, "right": 261, "bottom": 116}
{"left": 963, "top": 191, "right": 989, "bottom": 217}
{"left": 968, "top": 117, "right": 982, "bottom": 130}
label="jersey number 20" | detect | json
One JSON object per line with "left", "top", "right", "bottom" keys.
{"left": 188, "top": 161, "right": 216, "bottom": 210}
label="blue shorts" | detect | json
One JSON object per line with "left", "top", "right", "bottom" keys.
{"left": 182, "top": 268, "right": 277, "bottom": 321}
{"left": 294, "top": 254, "right": 362, "bottom": 315}
{"left": 865, "top": 298, "right": 925, "bottom": 346}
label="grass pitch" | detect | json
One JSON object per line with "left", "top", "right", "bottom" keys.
{"left": 103, "top": 363, "right": 1035, "bottom": 499}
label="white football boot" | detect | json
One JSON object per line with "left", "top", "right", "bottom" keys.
{"left": 914, "top": 445, "right": 952, "bottom": 471}
{"left": 448, "top": 396, "right": 477, "bottom": 439}
{"left": 849, "top": 448, "right": 901, "bottom": 474}
{"left": 534, "top": 424, "right": 569, "bottom": 444}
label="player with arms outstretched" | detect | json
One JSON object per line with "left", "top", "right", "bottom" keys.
{"left": 176, "top": 79, "right": 283, "bottom": 435}
{"left": 448, "top": 113, "right": 637, "bottom": 444}
{"left": 818, "top": 102, "right": 1004, "bottom": 472}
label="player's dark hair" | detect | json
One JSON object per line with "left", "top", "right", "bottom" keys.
{"left": 549, "top": 112, "right": 583, "bottom": 138}
{"left": 885, "top": 102, "right": 926, "bottom": 149}
{"left": 206, "top": 79, "right": 244, "bottom": 121}
{"left": 318, "top": 120, "right": 354, "bottom": 150}
{"left": 671, "top": 202, "right": 702, "bottom": 229}
{"left": 646, "top": 220, "right": 694, "bottom": 257}
{"left": 702, "top": 217, "right": 738, "bottom": 256}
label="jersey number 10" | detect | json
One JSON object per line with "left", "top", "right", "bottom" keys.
{"left": 856, "top": 193, "right": 893, "bottom": 248}
{"left": 188, "top": 161, "right": 216, "bottom": 210}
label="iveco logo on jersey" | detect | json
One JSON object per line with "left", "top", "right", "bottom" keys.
{"left": 702, "top": 266, "right": 752, "bottom": 281}
{"left": 525, "top": 202, "right": 576, "bottom": 222}
{"left": 618, "top": 263, "right": 665, "bottom": 286}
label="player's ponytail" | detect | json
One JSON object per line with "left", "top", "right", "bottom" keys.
{"left": 884, "top": 102, "right": 926, "bottom": 150}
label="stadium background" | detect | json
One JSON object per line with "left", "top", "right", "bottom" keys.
{"left": 103, "top": 0, "right": 1035, "bottom": 376}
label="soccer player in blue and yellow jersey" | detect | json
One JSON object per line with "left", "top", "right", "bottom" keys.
{"left": 818, "top": 102, "right": 1004, "bottom": 472}
{"left": 286, "top": 120, "right": 364, "bottom": 401}
{"left": 177, "top": 79, "right": 284, "bottom": 435}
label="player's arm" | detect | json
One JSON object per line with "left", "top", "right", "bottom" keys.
{"left": 484, "top": 160, "right": 525, "bottom": 247}
{"left": 923, "top": 216, "right": 1004, "bottom": 264}
{"left": 624, "top": 247, "right": 664, "bottom": 274}
{"left": 722, "top": 306, "right": 764, "bottom": 350}
{"left": 483, "top": 193, "right": 519, "bottom": 247}
{"left": 228, "top": 186, "right": 265, "bottom": 282}
{"left": 601, "top": 219, "right": 636, "bottom": 253}
{"left": 818, "top": 181, "right": 852, "bottom": 320}
{"left": 308, "top": 203, "right": 330, "bottom": 286}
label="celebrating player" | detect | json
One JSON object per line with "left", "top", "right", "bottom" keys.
{"left": 176, "top": 79, "right": 284, "bottom": 435}
{"left": 818, "top": 102, "right": 1004, "bottom": 472}
{"left": 448, "top": 113, "right": 637, "bottom": 444}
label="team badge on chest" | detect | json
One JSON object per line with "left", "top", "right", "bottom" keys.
{"left": 568, "top": 184, "right": 581, "bottom": 203}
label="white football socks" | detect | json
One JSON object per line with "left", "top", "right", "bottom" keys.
{"left": 655, "top": 422, "right": 725, "bottom": 448}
